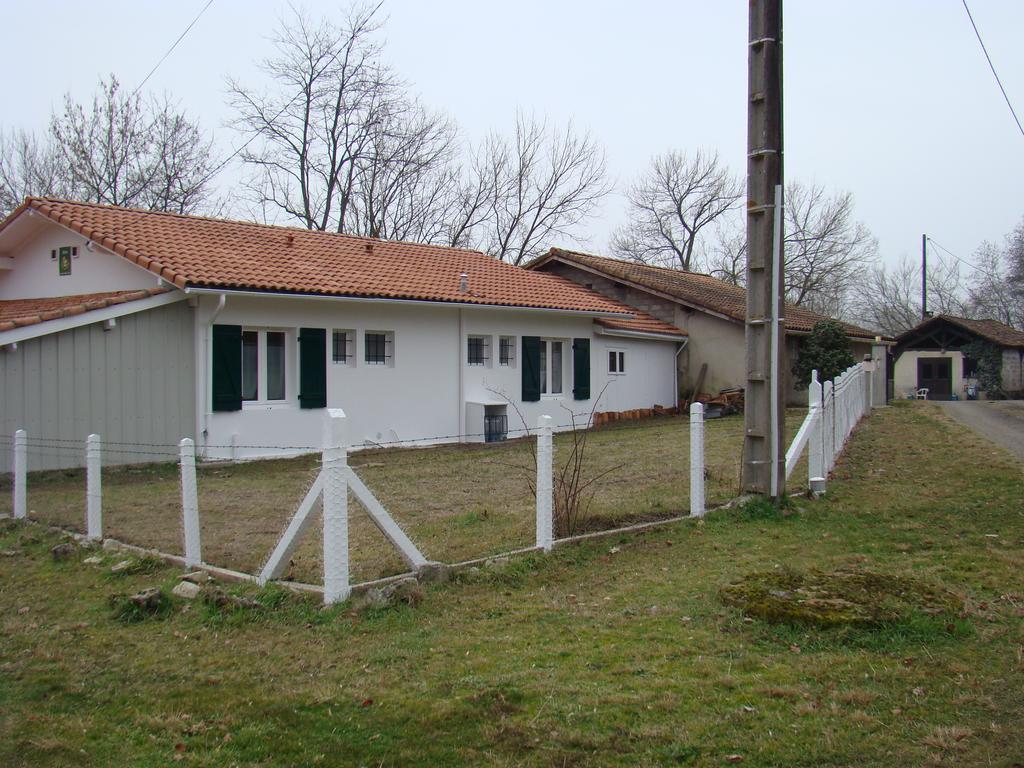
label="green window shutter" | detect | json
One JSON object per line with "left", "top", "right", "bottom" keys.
{"left": 521, "top": 336, "right": 541, "bottom": 402}
{"left": 572, "top": 338, "right": 591, "bottom": 400}
{"left": 211, "top": 324, "right": 242, "bottom": 412}
{"left": 298, "top": 327, "right": 327, "bottom": 409}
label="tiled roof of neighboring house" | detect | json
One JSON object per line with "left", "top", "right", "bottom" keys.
{"left": 595, "top": 315, "right": 687, "bottom": 338}
{"left": 898, "top": 314, "right": 1024, "bottom": 349}
{"left": 2, "top": 198, "right": 640, "bottom": 317}
{"left": 0, "top": 288, "right": 170, "bottom": 331}
{"left": 531, "top": 248, "right": 886, "bottom": 342}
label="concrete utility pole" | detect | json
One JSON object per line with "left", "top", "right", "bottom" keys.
{"left": 742, "top": 0, "right": 786, "bottom": 497}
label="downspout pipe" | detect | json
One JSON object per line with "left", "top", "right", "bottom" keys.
{"left": 673, "top": 338, "right": 689, "bottom": 410}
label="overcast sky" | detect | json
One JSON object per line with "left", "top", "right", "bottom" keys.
{"left": 3, "top": 1, "right": 1023, "bottom": 275}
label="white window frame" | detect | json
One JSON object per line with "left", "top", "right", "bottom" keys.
{"left": 540, "top": 337, "right": 567, "bottom": 398}
{"left": 466, "top": 334, "right": 491, "bottom": 367}
{"left": 608, "top": 348, "right": 626, "bottom": 376}
{"left": 364, "top": 330, "right": 395, "bottom": 367}
{"left": 241, "top": 328, "right": 291, "bottom": 406}
{"left": 332, "top": 329, "right": 355, "bottom": 367}
{"left": 498, "top": 335, "right": 516, "bottom": 367}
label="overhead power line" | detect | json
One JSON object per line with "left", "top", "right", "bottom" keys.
{"left": 133, "top": 0, "right": 216, "bottom": 97}
{"left": 926, "top": 236, "right": 1002, "bottom": 284}
{"left": 961, "top": 0, "right": 1024, "bottom": 140}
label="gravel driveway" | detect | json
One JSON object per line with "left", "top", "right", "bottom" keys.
{"left": 935, "top": 400, "right": 1024, "bottom": 461}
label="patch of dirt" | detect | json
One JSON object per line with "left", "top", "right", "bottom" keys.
{"left": 719, "top": 567, "right": 963, "bottom": 628}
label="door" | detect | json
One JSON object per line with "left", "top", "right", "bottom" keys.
{"left": 917, "top": 357, "right": 952, "bottom": 400}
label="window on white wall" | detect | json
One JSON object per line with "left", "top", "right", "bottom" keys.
{"left": 608, "top": 349, "right": 626, "bottom": 375}
{"left": 332, "top": 330, "right": 354, "bottom": 365}
{"left": 242, "top": 329, "right": 289, "bottom": 402}
{"left": 539, "top": 339, "right": 565, "bottom": 396}
{"left": 499, "top": 336, "right": 516, "bottom": 367}
{"left": 467, "top": 335, "right": 490, "bottom": 366}
{"left": 365, "top": 331, "right": 394, "bottom": 366}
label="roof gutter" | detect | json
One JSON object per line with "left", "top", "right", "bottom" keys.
{"left": 594, "top": 326, "right": 688, "bottom": 342}
{"left": 181, "top": 285, "right": 633, "bottom": 319}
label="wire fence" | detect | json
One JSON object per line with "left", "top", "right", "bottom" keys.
{"left": 3, "top": 402, "right": 838, "bottom": 598}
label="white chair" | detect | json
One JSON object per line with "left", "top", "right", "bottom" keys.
{"left": 915, "top": 388, "right": 929, "bottom": 400}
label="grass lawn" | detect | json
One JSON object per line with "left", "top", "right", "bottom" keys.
{"left": 0, "top": 411, "right": 809, "bottom": 584}
{"left": 1, "top": 401, "right": 1021, "bottom": 766}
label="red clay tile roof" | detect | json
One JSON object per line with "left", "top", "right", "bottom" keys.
{"left": 596, "top": 315, "right": 687, "bottom": 338}
{"left": 2, "top": 198, "right": 638, "bottom": 317}
{"left": 0, "top": 288, "right": 170, "bottom": 331}
{"left": 898, "top": 314, "right": 1024, "bottom": 349}
{"left": 532, "top": 248, "right": 885, "bottom": 342}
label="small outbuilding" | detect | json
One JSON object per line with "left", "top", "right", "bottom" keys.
{"left": 893, "top": 314, "right": 1024, "bottom": 400}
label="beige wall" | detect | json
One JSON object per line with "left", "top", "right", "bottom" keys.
{"left": 894, "top": 349, "right": 965, "bottom": 399}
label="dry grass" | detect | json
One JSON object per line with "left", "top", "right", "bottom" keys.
{"left": 0, "top": 409, "right": 808, "bottom": 583}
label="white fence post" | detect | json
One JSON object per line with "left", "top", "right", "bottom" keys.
{"left": 536, "top": 415, "right": 554, "bottom": 551}
{"left": 12, "top": 429, "right": 27, "bottom": 520}
{"left": 824, "top": 381, "right": 835, "bottom": 471}
{"left": 808, "top": 372, "right": 826, "bottom": 494}
{"left": 322, "top": 409, "right": 350, "bottom": 605}
{"left": 689, "top": 402, "right": 705, "bottom": 517}
{"left": 178, "top": 438, "right": 202, "bottom": 568}
{"left": 86, "top": 434, "right": 102, "bottom": 540}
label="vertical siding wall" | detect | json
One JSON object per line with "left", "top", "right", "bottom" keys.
{"left": 1, "top": 301, "right": 195, "bottom": 470}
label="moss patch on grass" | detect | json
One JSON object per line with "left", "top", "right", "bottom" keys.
{"left": 720, "top": 566, "right": 964, "bottom": 629}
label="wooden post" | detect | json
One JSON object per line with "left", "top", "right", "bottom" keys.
{"left": 86, "top": 434, "right": 102, "bottom": 540}
{"left": 322, "top": 409, "right": 350, "bottom": 604}
{"left": 536, "top": 415, "right": 553, "bottom": 551}
{"left": 12, "top": 429, "right": 26, "bottom": 520}
{"left": 689, "top": 402, "right": 705, "bottom": 518}
{"left": 179, "top": 438, "right": 202, "bottom": 568}
{"left": 743, "top": 0, "right": 786, "bottom": 497}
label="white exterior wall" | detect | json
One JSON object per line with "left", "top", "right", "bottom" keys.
{"left": 0, "top": 222, "right": 158, "bottom": 299}
{"left": 196, "top": 293, "right": 679, "bottom": 460}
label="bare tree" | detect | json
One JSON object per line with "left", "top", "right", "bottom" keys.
{"left": 967, "top": 218, "right": 1024, "bottom": 329}
{"left": 228, "top": 5, "right": 392, "bottom": 232}
{"left": 853, "top": 254, "right": 967, "bottom": 336}
{"left": 0, "top": 129, "right": 72, "bottom": 216}
{"left": 706, "top": 216, "right": 747, "bottom": 285}
{"left": 479, "top": 114, "right": 610, "bottom": 265}
{"left": 783, "top": 182, "right": 878, "bottom": 316}
{"left": 49, "top": 76, "right": 218, "bottom": 213}
{"left": 611, "top": 149, "right": 741, "bottom": 271}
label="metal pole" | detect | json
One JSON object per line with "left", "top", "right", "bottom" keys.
{"left": 921, "top": 234, "right": 928, "bottom": 320}
{"left": 743, "top": 0, "right": 785, "bottom": 496}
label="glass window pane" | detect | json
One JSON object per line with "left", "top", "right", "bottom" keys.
{"left": 366, "top": 333, "right": 386, "bottom": 364}
{"left": 241, "top": 330, "right": 258, "bottom": 401}
{"left": 539, "top": 340, "right": 547, "bottom": 394}
{"left": 468, "top": 336, "right": 484, "bottom": 365}
{"left": 266, "top": 331, "right": 285, "bottom": 400}
{"left": 551, "top": 341, "right": 563, "bottom": 394}
{"left": 332, "top": 330, "right": 348, "bottom": 363}
{"left": 609, "top": 350, "right": 617, "bottom": 373}
{"left": 618, "top": 352, "right": 625, "bottom": 373}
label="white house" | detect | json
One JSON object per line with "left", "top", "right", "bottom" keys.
{"left": 0, "top": 198, "right": 686, "bottom": 469}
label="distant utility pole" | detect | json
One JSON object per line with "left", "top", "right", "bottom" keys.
{"left": 921, "top": 234, "right": 928, "bottom": 320}
{"left": 742, "top": 0, "right": 786, "bottom": 497}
